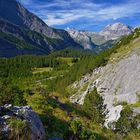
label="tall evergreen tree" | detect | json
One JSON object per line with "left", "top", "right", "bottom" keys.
{"left": 83, "top": 87, "right": 107, "bottom": 125}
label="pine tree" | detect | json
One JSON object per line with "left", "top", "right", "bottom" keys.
{"left": 83, "top": 87, "right": 106, "bottom": 125}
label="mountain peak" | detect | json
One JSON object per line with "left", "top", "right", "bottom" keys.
{"left": 100, "top": 22, "right": 133, "bottom": 40}
{"left": 105, "top": 22, "right": 132, "bottom": 30}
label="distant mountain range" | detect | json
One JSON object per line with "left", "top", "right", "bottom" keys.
{"left": 66, "top": 23, "right": 133, "bottom": 52}
{"left": 0, "top": 0, "right": 133, "bottom": 57}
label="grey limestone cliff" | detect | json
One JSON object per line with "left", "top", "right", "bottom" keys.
{"left": 70, "top": 36, "right": 140, "bottom": 127}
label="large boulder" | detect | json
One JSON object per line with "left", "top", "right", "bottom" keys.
{"left": 0, "top": 104, "right": 45, "bottom": 140}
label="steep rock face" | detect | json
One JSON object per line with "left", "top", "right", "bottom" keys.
{"left": 70, "top": 36, "right": 140, "bottom": 126}
{"left": 100, "top": 23, "right": 132, "bottom": 40}
{"left": 0, "top": 0, "right": 57, "bottom": 38}
{"left": 66, "top": 29, "right": 97, "bottom": 50}
{"left": 0, "top": 104, "right": 45, "bottom": 140}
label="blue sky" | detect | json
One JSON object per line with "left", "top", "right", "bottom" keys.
{"left": 18, "top": 0, "right": 140, "bottom": 31}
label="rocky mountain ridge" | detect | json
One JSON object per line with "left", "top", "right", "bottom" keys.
{"left": 66, "top": 23, "right": 133, "bottom": 52}
{"left": 0, "top": 0, "right": 59, "bottom": 39}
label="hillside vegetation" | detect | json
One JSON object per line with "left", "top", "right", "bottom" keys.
{"left": 1, "top": 28, "right": 140, "bottom": 139}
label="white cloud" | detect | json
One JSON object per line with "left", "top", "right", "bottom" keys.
{"left": 44, "top": 13, "right": 83, "bottom": 25}
{"left": 18, "top": 0, "right": 33, "bottom": 5}
{"left": 19, "top": 0, "right": 140, "bottom": 26}
{"left": 96, "top": 2, "right": 140, "bottom": 20}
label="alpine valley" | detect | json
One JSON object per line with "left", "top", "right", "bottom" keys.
{"left": 0, "top": 0, "right": 140, "bottom": 140}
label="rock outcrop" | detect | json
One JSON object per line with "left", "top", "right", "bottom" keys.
{"left": 70, "top": 37, "right": 140, "bottom": 127}
{"left": 0, "top": 104, "right": 45, "bottom": 140}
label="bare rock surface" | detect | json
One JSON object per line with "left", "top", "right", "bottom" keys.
{"left": 70, "top": 47, "right": 140, "bottom": 126}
